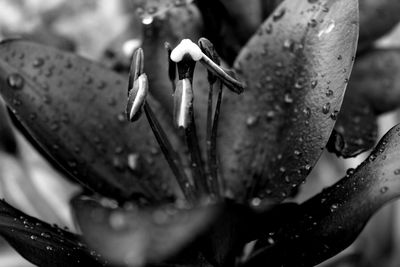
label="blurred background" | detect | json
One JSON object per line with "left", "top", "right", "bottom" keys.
{"left": 0, "top": 0, "right": 399, "bottom": 266}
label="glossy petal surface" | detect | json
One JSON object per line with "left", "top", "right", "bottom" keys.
{"left": 245, "top": 123, "right": 400, "bottom": 267}
{"left": 0, "top": 200, "right": 104, "bottom": 267}
{"left": 0, "top": 40, "right": 177, "bottom": 202}
{"left": 219, "top": 0, "right": 359, "bottom": 203}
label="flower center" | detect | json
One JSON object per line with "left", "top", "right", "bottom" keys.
{"left": 126, "top": 38, "right": 244, "bottom": 205}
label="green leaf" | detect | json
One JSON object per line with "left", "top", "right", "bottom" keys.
{"left": 359, "top": 0, "right": 400, "bottom": 52}
{"left": 243, "top": 123, "right": 400, "bottom": 267}
{"left": 329, "top": 49, "right": 400, "bottom": 157}
{"left": 72, "top": 196, "right": 219, "bottom": 266}
{"left": 218, "top": 0, "right": 359, "bottom": 204}
{"left": 0, "top": 39, "right": 178, "bottom": 202}
{"left": 0, "top": 199, "right": 105, "bottom": 267}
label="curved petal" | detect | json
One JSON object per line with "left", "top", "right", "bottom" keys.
{"left": 243, "top": 123, "right": 400, "bottom": 267}
{"left": 359, "top": 0, "right": 400, "bottom": 52}
{"left": 0, "top": 39, "right": 179, "bottom": 202}
{"left": 0, "top": 200, "right": 105, "bottom": 267}
{"left": 218, "top": 0, "right": 359, "bottom": 204}
{"left": 329, "top": 49, "right": 400, "bottom": 157}
{"left": 72, "top": 196, "right": 219, "bottom": 266}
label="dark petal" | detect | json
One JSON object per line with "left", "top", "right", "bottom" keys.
{"left": 218, "top": 0, "right": 359, "bottom": 204}
{"left": 359, "top": 0, "right": 400, "bottom": 52}
{"left": 219, "top": 0, "right": 263, "bottom": 44}
{"left": 0, "top": 39, "right": 178, "bottom": 202}
{"left": 243, "top": 123, "right": 400, "bottom": 267}
{"left": 72, "top": 196, "right": 219, "bottom": 266}
{"left": 0, "top": 199, "right": 105, "bottom": 267}
{"left": 329, "top": 49, "right": 400, "bottom": 158}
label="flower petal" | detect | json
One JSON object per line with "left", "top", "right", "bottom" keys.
{"left": 329, "top": 49, "right": 400, "bottom": 157}
{"left": 72, "top": 196, "right": 219, "bottom": 266}
{"left": 0, "top": 200, "right": 105, "bottom": 267}
{"left": 218, "top": 0, "right": 359, "bottom": 204}
{"left": 359, "top": 0, "right": 400, "bottom": 52}
{"left": 0, "top": 39, "right": 179, "bottom": 202}
{"left": 243, "top": 123, "right": 400, "bottom": 267}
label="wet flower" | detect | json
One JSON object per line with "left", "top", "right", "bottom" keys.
{"left": 0, "top": 0, "right": 400, "bottom": 267}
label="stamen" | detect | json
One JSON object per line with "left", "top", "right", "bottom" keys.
{"left": 143, "top": 103, "right": 197, "bottom": 204}
{"left": 172, "top": 55, "right": 209, "bottom": 198}
{"left": 199, "top": 38, "right": 223, "bottom": 199}
{"left": 199, "top": 54, "right": 244, "bottom": 94}
{"left": 128, "top": 48, "right": 144, "bottom": 92}
{"left": 127, "top": 74, "right": 148, "bottom": 122}
{"left": 173, "top": 78, "right": 193, "bottom": 128}
{"left": 170, "top": 39, "right": 203, "bottom": 62}
{"left": 169, "top": 39, "right": 245, "bottom": 94}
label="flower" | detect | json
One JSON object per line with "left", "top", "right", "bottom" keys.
{"left": 0, "top": 0, "right": 400, "bottom": 267}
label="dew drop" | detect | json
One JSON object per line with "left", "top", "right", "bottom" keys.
{"left": 7, "top": 73, "right": 24, "bottom": 90}
{"left": 128, "top": 153, "right": 140, "bottom": 171}
{"left": 380, "top": 187, "right": 388, "bottom": 194}
{"left": 272, "top": 8, "right": 286, "bottom": 21}
{"left": 246, "top": 115, "right": 258, "bottom": 127}
{"left": 394, "top": 169, "right": 400, "bottom": 175}
{"left": 33, "top": 57, "right": 45, "bottom": 68}
{"left": 284, "top": 93, "right": 293, "bottom": 104}
{"left": 251, "top": 197, "right": 261, "bottom": 207}
{"left": 322, "top": 103, "right": 331, "bottom": 114}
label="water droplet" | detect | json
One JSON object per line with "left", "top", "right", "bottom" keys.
{"left": 40, "top": 232, "right": 51, "bottom": 238}
{"left": 284, "top": 93, "right": 293, "bottom": 104}
{"left": 246, "top": 115, "right": 258, "bottom": 127}
{"left": 330, "top": 204, "right": 338, "bottom": 212}
{"left": 46, "top": 245, "right": 54, "bottom": 251}
{"left": 322, "top": 103, "right": 331, "bottom": 114}
{"left": 272, "top": 8, "right": 286, "bottom": 21}
{"left": 109, "top": 212, "right": 126, "bottom": 230}
{"left": 33, "top": 57, "right": 45, "bottom": 68}
{"left": 311, "top": 80, "right": 318, "bottom": 88}
{"left": 267, "top": 237, "right": 275, "bottom": 245}
{"left": 394, "top": 169, "right": 400, "bottom": 175}
{"left": 251, "top": 197, "right": 261, "bottom": 207}
{"left": 309, "top": 19, "right": 318, "bottom": 27}
{"left": 380, "top": 187, "right": 388, "bottom": 194}
{"left": 128, "top": 153, "right": 140, "bottom": 171}
{"left": 7, "top": 73, "right": 24, "bottom": 90}
{"left": 326, "top": 90, "right": 333, "bottom": 97}
{"left": 30, "top": 235, "right": 38, "bottom": 240}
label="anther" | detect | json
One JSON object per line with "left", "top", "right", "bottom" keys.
{"left": 126, "top": 73, "right": 148, "bottom": 122}
{"left": 173, "top": 78, "right": 193, "bottom": 128}
{"left": 128, "top": 48, "right": 144, "bottom": 92}
{"left": 170, "top": 39, "right": 245, "bottom": 94}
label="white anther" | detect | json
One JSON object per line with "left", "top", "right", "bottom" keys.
{"left": 170, "top": 39, "right": 203, "bottom": 63}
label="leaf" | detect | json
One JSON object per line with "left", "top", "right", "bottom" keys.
{"left": 358, "top": 0, "right": 400, "bottom": 52}
{"left": 243, "top": 123, "right": 400, "bottom": 267}
{"left": 329, "top": 49, "right": 400, "bottom": 157}
{"left": 0, "top": 39, "right": 179, "bottom": 202}
{"left": 0, "top": 199, "right": 105, "bottom": 267}
{"left": 218, "top": 0, "right": 359, "bottom": 204}
{"left": 72, "top": 196, "right": 219, "bottom": 267}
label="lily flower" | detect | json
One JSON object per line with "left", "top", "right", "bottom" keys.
{"left": 1, "top": 0, "right": 400, "bottom": 267}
